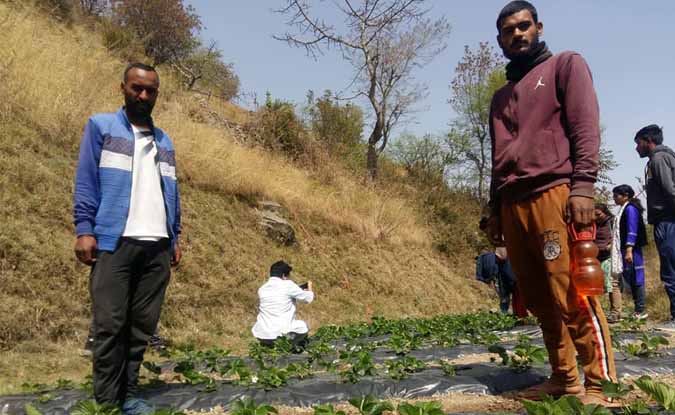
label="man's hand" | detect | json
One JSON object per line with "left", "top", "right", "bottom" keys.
{"left": 484, "top": 215, "right": 505, "bottom": 247}
{"left": 566, "top": 196, "right": 595, "bottom": 226}
{"left": 306, "top": 280, "right": 313, "bottom": 292}
{"left": 625, "top": 247, "right": 634, "bottom": 264}
{"left": 171, "top": 240, "right": 182, "bottom": 267}
{"left": 74, "top": 235, "right": 97, "bottom": 265}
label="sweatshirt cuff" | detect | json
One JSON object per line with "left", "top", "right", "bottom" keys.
{"left": 569, "top": 181, "right": 595, "bottom": 198}
{"left": 75, "top": 220, "right": 94, "bottom": 236}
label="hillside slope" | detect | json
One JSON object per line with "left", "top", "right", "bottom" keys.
{"left": 0, "top": 3, "right": 491, "bottom": 390}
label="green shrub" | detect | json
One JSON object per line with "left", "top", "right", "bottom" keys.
{"left": 250, "top": 93, "right": 308, "bottom": 159}
{"left": 305, "top": 90, "right": 363, "bottom": 149}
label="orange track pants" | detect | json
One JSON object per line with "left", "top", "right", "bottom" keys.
{"left": 500, "top": 184, "right": 616, "bottom": 391}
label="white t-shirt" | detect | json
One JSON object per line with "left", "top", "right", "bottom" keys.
{"left": 122, "top": 125, "right": 168, "bottom": 241}
{"left": 251, "top": 277, "right": 315, "bottom": 340}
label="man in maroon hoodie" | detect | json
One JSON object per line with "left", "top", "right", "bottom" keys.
{"left": 484, "top": 1, "right": 616, "bottom": 405}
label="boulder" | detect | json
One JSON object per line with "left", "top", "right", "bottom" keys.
{"left": 258, "top": 201, "right": 296, "bottom": 245}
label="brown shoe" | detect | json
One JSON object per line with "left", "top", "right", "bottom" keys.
{"left": 516, "top": 378, "right": 583, "bottom": 401}
{"left": 578, "top": 392, "right": 622, "bottom": 408}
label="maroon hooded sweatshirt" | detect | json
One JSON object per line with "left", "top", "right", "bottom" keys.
{"left": 489, "top": 51, "right": 600, "bottom": 211}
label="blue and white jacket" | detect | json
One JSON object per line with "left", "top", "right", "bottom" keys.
{"left": 73, "top": 107, "right": 181, "bottom": 252}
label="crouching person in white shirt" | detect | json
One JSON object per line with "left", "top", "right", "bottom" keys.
{"left": 252, "top": 261, "right": 315, "bottom": 351}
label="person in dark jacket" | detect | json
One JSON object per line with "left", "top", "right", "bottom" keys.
{"left": 595, "top": 203, "right": 621, "bottom": 322}
{"left": 635, "top": 124, "right": 675, "bottom": 329}
{"left": 475, "top": 248, "right": 526, "bottom": 317}
{"left": 483, "top": 1, "right": 615, "bottom": 404}
{"left": 612, "top": 185, "right": 648, "bottom": 320}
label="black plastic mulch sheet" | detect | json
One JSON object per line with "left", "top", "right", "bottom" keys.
{"left": 0, "top": 365, "right": 547, "bottom": 414}
{"left": 4, "top": 351, "right": 675, "bottom": 414}
{"left": 2, "top": 328, "right": 673, "bottom": 415}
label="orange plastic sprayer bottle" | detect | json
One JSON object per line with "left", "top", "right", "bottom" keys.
{"left": 569, "top": 223, "right": 605, "bottom": 297}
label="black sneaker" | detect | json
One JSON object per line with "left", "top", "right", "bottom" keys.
{"left": 148, "top": 334, "right": 168, "bottom": 351}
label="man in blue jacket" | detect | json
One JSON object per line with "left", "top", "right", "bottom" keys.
{"left": 73, "top": 63, "right": 181, "bottom": 414}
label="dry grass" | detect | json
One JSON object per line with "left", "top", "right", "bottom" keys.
{"left": 0, "top": 2, "right": 489, "bottom": 392}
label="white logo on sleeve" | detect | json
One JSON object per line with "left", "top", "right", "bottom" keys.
{"left": 535, "top": 76, "right": 546, "bottom": 90}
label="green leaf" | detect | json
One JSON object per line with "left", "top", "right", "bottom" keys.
{"left": 25, "top": 404, "right": 43, "bottom": 415}
{"left": 601, "top": 379, "right": 633, "bottom": 399}
{"left": 634, "top": 375, "right": 675, "bottom": 410}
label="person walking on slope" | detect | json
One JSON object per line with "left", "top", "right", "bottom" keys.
{"left": 612, "top": 185, "right": 648, "bottom": 320}
{"left": 635, "top": 124, "right": 675, "bottom": 330}
{"left": 595, "top": 203, "right": 622, "bottom": 322}
{"left": 484, "top": 1, "right": 616, "bottom": 405}
{"left": 73, "top": 63, "right": 182, "bottom": 414}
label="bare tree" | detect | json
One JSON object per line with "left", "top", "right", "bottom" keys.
{"left": 276, "top": 0, "right": 450, "bottom": 181}
{"left": 447, "top": 43, "right": 505, "bottom": 204}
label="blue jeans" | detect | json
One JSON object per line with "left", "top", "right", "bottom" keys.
{"left": 654, "top": 221, "right": 675, "bottom": 319}
{"left": 622, "top": 265, "right": 646, "bottom": 313}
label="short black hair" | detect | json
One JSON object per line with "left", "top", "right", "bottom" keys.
{"left": 497, "top": 1, "right": 538, "bottom": 31}
{"left": 634, "top": 124, "right": 663, "bottom": 145}
{"left": 123, "top": 62, "right": 157, "bottom": 83}
{"left": 594, "top": 203, "right": 612, "bottom": 218}
{"left": 612, "top": 184, "right": 635, "bottom": 199}
{"left": 270, "top": 260, "right": 293, "bottom": 277}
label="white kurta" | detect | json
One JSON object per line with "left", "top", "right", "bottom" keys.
{"left": 251, "top": 277, "right": 314, "bottom": 340}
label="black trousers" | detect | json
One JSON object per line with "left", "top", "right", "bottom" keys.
{"left": 90, "top": 238, "right": 170, "bottom": 405}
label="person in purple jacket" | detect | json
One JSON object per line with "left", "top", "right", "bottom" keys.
{"left": 612, "top": 185, "right": 648, "bottom": 320}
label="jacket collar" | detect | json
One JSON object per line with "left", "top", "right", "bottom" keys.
{"left": 116, "top": 106, "right": 159, "bottom": 139}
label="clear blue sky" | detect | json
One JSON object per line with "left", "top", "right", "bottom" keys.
{"left": 185, "top": 0, "right": 675, "bottom": 193}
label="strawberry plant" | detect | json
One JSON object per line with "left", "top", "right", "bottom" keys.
{"left": 522, "top": 395, "right": 611, "bottom": 415}
{"left": 255, "top": 366, "right": 289, "bottom": 390}
{"left": 438, "top": 360, "right": 456, "bottom": 376}
{"left": 285, "top": 362, "right": 313, "bottom": 379}
{"left": 633, "top": 375, "right": 675, "bottom": 412}
{"left": 21, "top": 382, "right": 49, "bottom": 393}
{"left": 601, "top": 379, "right": 634, "bottom": 400}
{"left": 340, "top": 350, "right": 376, "bottom": 383}
{"left": 433, "top": 332, "right": 459, "bottom": 348}
{"left": 385, "top": 356, "right": 426, "bottom": 380}
{"left": 397, "top": 401, "right": 444, "bottom": 415}
{"left": 617, "top": 315, "right": 647, "bottom": 332}
{"left": 387, "top": 333, "right": 422, "bottom": 355}
{"left": 54, "top": 378, "right": 76, "bottom": 389}
{"left": 221, "top": 358, "right": 252, "bottom": 385}
{"left": 348, "top": 395, "right": 394, "bottom": 415}
{"left": 621, "top": 400, "right": 660, "bottom": 415}
{"left": 37, "top": 393, "right": 55, "bottom": 403}
{"left": 621, "top": 334, "right": 669, "bottom": 358}
{"left": 489, "top": 335, "right": 547, "bottom": 373}
{"left": 25, "top": 404, "right": 43, "bottom": 415}
{"left": 229, "top": 397, "right": 278, "bottom": 415}
{"left": 307, "top": 339, "right": 334, "bottom": 362}
{"left": 313, "top": 403, "right": 347, "bottom": 415}
{"left": 79, "top": 374, "right": 94, "bottom": 396}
